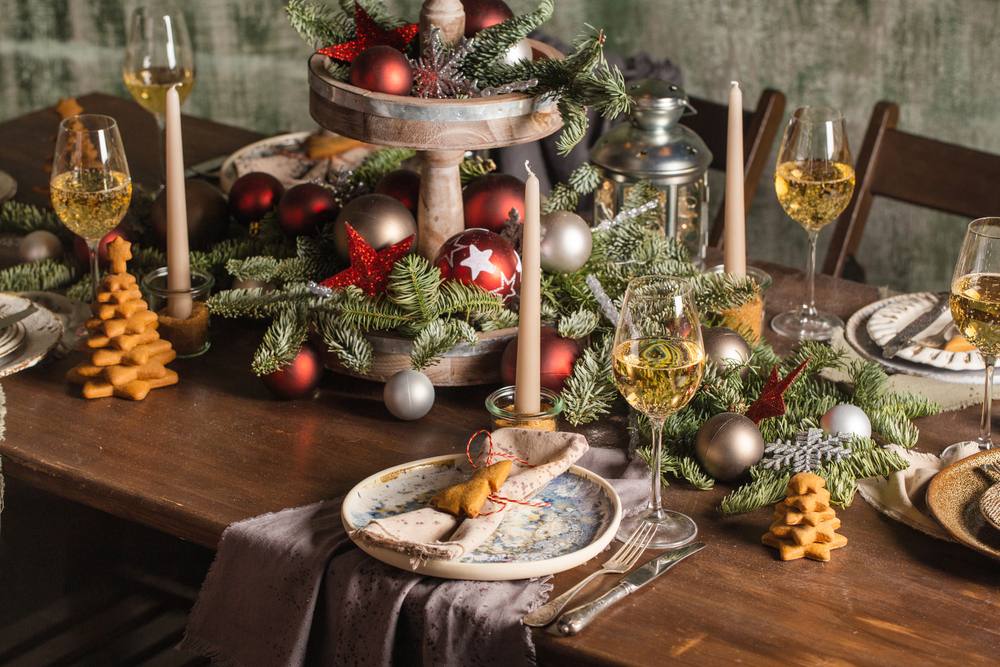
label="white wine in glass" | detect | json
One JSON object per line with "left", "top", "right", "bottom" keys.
{"left": 612, "top": 276, "right": 705, "bottom": 549}
{"left": 947, "top": 218, "right": 1000, "bottom": 452}
{"left": 51, "top": 115, "right": 132, "bottom": 301}
{"left": 122, "top": 65, "right": 195, "bottom": 116}
{"left": 771, "top": 107, "right": 855, "bottom": 341}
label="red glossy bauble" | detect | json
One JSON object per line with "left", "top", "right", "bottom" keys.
{"left": 500, "top": 327, "right": 582, "bottom": 392}
{"left": 434, "top": 228, "right": 520, "bottom": 302}
{"left": 461, "top": 0, "right": 514, "bottom": 36}
{"left": 374, "top": 169, "right": 420, "bottom": 216}
{"left": 350, "top": 45, "right": 413, "bottom": 96}
{"left": 73, "top": 226, "right": 130, "bottom": 268}
{"left": 278, "top": 183, "right": 338, "bottom": 237}
{"left": 463, "top": 173, "right": 525, "bottom": 233}
{"left": 261, "top": 345, "right": 323, "bottom": 400}
{"left": 228, "top": 172, "right": 284, "bottom": 226}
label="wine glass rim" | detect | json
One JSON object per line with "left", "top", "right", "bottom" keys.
{"left": 791, "top": 106, "right": 843, "bottom": 123}
{"left": 967, "top": 217, "right": 1000, "bottom": 238}
{"left": 58, "top": 114, "right": 119, "bottom": 133}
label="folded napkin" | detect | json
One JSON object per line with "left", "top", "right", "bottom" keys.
{"left": 356, "top": 428, "right": 589, "bottom": 562}
{"left": 180, "top": 445, "right": 647, "bottom": 667}
{"left": 858, "top": 442, "right": 981, "bottom": 539}
{"left": 233, "top": 141, "right": 373, "bottom": 190}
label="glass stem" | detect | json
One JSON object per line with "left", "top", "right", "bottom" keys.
{"left": 88, "top": 240, "right": 101, "bottom": 303}
{"left": 649, "top": 418, "right": 664, "bottom": 515}
{"left": 803, "top": 230, "right": 819, "bottom": 319}
{"left": 980, "top": 354, "right": 995, "bottom": 448}
{"left": 154, "top": 112, "right": 166, "bottom": 190}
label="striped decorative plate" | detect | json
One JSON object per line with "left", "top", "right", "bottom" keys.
{"left": 980, "top": 483, "right": 1000, "bottom": 532}
{"left": 0, "top": 320, "right": 26, "bottom": 359}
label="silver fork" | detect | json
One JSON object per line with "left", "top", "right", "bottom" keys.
{"left": 522, "top": 522, "right": 656, "bottom": 627}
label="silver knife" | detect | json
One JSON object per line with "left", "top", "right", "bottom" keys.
{"left": 0, "top": 303, "right": 36, "bottom": 330}
{"left": 184, "top": 154, "right": 228, "bottom": 179}
{"left": 882, "top": 293, "right": 950, "bottom": 359}
{"left": 551, "top": 542, "right": 705, "bottom": 636}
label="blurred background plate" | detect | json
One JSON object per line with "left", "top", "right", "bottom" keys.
{"left": 0, "top": 294, "right": 63, "bottom": 378}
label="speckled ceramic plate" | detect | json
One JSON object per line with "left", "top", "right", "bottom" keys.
{"left": 343, "top": 454, "right": 622, "bottom": 581}
{"left": 845, "top": 299, "right": 996, "bottom": 384}
{"left": 927, "top": 448, "right": 1000, "bottom": 561}
{"left": 0, "top": 294, "right": 63, "bottom": 378}
{"left": 867, "top": 292, "right": 984, "bottom": 371}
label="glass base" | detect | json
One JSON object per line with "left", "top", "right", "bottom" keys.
{"left": 940, "top": 440, "right": 992, "bottom": 460}
{"left": 175, "top": 340, "right": 211, "bottom": 359}
{"left": 771, "top": 309, "right": 844, "bottom": 341}
{"left": 615, "top": 507, "right": 698, "bottom": 550}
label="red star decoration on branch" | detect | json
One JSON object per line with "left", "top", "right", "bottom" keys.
{"left": 319, "top": 223, "right": 414, "bottom": 296}
{"left": 317, "top": 3, "right": 419, "bottom": 62}
{"left": 745, "top": 358, "right": 810, "bottom": 424}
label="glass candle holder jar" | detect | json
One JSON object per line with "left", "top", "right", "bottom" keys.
{"left": 485, "top": 386, "right": 564, "bottom": 432}
{"left": 706, "top": 264, "right": 773, "bottom": 342}
{"left": 141, "top": 267, "right": 214, "bottom": 357}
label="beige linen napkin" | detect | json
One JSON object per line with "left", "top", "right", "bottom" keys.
{"left": 857, "top": 442, "right": 981, "bottom": 539}
{"left": 354, "top": 428, "right": 589, "bottom": 562}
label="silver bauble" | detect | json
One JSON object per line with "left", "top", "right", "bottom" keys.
{"left": 820, "top": 403, "right": 872, "bottom": 439}
{"left": 701, "top": 326, "right": 751, "bottom": 369}
{"left": 18, "top": 230, "right": 63, "bottom": 263}
{"left": 539, "top": 211, "right": 592, "bottom": 273}
{"left": 384, "top": 369, "right": 435, "bottom": 420}
{"left": 333, "top": 194, "right": 417, "bottom": 262}
{"left": 502, "top": 39, "right": 533, "bottom": 66}
{"left": 694, "top": 412, "right": 765, "bottom": 481}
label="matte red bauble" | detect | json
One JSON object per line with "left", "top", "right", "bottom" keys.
{"left": 149, "top": 179, "right": 229, "bottom": 250}
{"left": 278, "top": 183, "right": 338, "bottom": 237}
{"left": 261, "top": 345, "right": 323, "bottom": 400}
{"left": 500, "top": 327, "right": 581, "bottom": 392}
{"left": 228, "top": 172, "right": 284, "bottom": 226}
{"left": 434, "top": 228, "right": 520, "bottom": 302}
{"left": 350, "top": 45, "right": 413, "bottom": 96}
{"left": 461, "top": 0, "right": 514, "bottom": 36}
{"left": 463, "top": 173, "right": 525, "bottom": 233}
{"left": 73, "top": 226, "right": 130, "bottom": 268}
{"left": 374, "top": 169, "right": 420, "bottom": 216}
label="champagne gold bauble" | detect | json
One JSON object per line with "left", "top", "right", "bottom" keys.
{"left": 18, "top": 230, "right": 63, "bottom": 263}
{"left": 540, "top": 211, "right": 592, "bottom": 273}
{"left": 333, "top": 194, "right": 417, "bottom": 261}
{"left": 694, "top": 412, "right": 765, "bottom": 481}
{"left": 701, "top": 326, "right": 751, "bottom": 369}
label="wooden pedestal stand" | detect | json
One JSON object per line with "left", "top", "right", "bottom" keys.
{"left": 307, "top": 0, "right": 563, "bottom": 385}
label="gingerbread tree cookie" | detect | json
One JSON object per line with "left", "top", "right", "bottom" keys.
{"left": 66, "top": 238, "right": 179, "bottom": 400}
{"left": 762, "top": 472, "right": 847, "bottom": 562}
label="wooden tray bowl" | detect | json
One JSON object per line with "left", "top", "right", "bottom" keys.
{"left": 319, "top": 327, "right": 516, "bottom": 386}
{"left": 307, "top": 39, "right": 563, "bottom": 150}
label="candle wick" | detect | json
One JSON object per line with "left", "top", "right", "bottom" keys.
{"left": 524, "top": 160, "right": 535, "bottom": 179}
{"left": 730, "top": 81, "right": 741, "bottom": 89}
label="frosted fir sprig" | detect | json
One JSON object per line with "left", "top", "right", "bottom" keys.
{"left": 585, "top": 274, "right": 619, "bottom": 325}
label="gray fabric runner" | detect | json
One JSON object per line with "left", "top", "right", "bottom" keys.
{"left": 180, "top": 446, "right": 648, "bottom": 667}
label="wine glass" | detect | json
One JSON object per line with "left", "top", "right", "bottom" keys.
{"left": 50, "top": 115, "right": 133, "bottom": 301}
{"left": 771, "top": 106, "right": 856, "bottom": 340}
{"left": 612, "top": 276, "right": 705, "bottom": 548}
{"left": 947, "top": 217, "right": 1000, "bottom": 452}
{"left": 123, "top": 2, "right": 195, "bottom": 187}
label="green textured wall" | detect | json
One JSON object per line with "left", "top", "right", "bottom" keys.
{"left": 1, "top": 0, "right": 998, "bottom": 291}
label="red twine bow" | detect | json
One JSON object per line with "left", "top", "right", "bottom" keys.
{"left": 464, "top": 429, "right": 549, "bottom": 514}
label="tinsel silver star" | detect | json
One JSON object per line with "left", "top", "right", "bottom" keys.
{"left": 760, "top": 428, "right": 853, "bottom": 473}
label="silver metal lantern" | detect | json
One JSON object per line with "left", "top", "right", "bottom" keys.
{"left": 589, "top": 80, "right": 713, "bottom": 266}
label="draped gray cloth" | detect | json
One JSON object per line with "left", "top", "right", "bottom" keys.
{"left": 180, "top": 447, "right": 648, "bottom": 667}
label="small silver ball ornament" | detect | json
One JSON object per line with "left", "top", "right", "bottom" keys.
{"left": 333, "top": 194, "right": 417, "bottom": 262}
{"left": 701, "top": 326, "right": 751, "bottom": 369}
{"left": 694, "top": 412, "right": 765, "bottom": 481}
{"left": 503, "top": 39, "right": 533, "bottom": 66}
{"left": 820, "top": 404, "right": 872, "bottom": 439}
{"left": 384, "top": 369, "right": 435, "bottom": 421}
{"left": 18, "top": 230, "right": 63, "bottom": 263}
{"left": 539, "top": 211, "right": 592, "bottom": 273}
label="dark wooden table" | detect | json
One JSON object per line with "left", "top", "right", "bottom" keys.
{"left": 1, "top": 94, "right": 997, "bottom": 666}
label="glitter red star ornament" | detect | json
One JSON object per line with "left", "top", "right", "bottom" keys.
{"left": 319, "top": 223, "right": 414, "bottom": 296}
{"left": 317, "top": 3, "right": 419, "bottom": 62}
{"left": 745, "top": 358, "right": 810, "bottom": 424}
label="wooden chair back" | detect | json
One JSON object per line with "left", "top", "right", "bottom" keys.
{"left": 823, "top": 101, "right": 1000, "bottom": 278}
{"left": 682, "top": 88, "right": 786, "bottom": 248}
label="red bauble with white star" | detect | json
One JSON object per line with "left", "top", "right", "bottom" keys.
{"left": 434, "top": 228, "right": 521, "bottom": 302}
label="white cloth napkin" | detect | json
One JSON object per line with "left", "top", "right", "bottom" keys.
{"left": 857, "top": 442, "right": 981, "bottom": 539}
{"left": 355, "top": 428, "right": 589, "bottom": 562}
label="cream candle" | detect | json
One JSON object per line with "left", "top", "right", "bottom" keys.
{"left": 724, "top": 81, "right": 747, "bottom": 277}
{"left": 514, "top": 161, "right": 541, "bottom": 414}
{"left": 164, "top": 85, "right": 193, "bottom": 319}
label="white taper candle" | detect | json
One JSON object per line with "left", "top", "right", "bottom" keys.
{"left": 724, "top": 81, "right": 747, "bottom": 277}
{"left": 514, "top": 161, "right": 541, "bottom": 414}
{"left": 164, "top": 85, "right": 193, "bottom": 319}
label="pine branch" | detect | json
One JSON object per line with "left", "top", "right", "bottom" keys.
{"left": 0, "top": 201, "right": 69, "bottom": 239}
{"left": 285, "top": 0, "right": 353, "bottom": 47}
{"left": 315, "top": 311, "right": 373, "bottom": 374}
{"left": 0, "top": 259, "right": 76, "bottom": 292}
{"left": 352, "top": 148, "right": 416, "bottom": 191}
{"left": 719, "top": 467, "right": 791, "bottom": 515}
{"left": 410, "top": 318, "right": 477, "bottom": 370}
{"left": 323, "top": 288, "right": 412, "bottom": 331}
{"left": 437, "top": 280, "right": 507, "bottom": 320}
{"left": 557, "top": 307, "right": 598, "bottom": 339}
{"left": 251, "top": 305, "right": 309, "bottom": 375}
{"left": 460, "top": 155, "right": 496, "bottom": 185}
{"left": 386, "top": 254, "right": 441, "bottom": 322}
{"left": 476, "top": 306, "right": 519, "bottom": 331}
{"left": 225, "top": 256, "right": 311, "bottom": 284}
{"left": 207, "top": 287, "right": 313, "bottom": 319}
{"left": 460, "top": 0, "right": 554, "bottom": 78}
{"left": 562, "top": 334, "right": 618, "bottom": 424}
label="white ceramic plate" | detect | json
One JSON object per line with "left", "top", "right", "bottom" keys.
{"left": 342, "top": 454, "right": 622, "bottom": 581}
{"left": 866, "top": 292, "right": 982, "bottom": 371}
{"left": 0, "top": 294, "right": 63, "bottom": 378}
{"left": 0, "top": 321, "right": 26, "bottom": 359}
{"left": 846, "top": 297, "right": 997, "bottom": 384}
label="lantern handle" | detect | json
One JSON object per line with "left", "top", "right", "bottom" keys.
{"left": 682, "top": 100, "right": 697, "bottom": 116}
